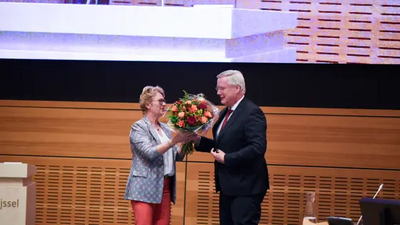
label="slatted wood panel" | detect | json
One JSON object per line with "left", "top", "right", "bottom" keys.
{"left": 0, "top": 155, "right": 398, "bottom": 225}
{"left": 35, "top": 160, "right": 134, "bottom": 225}
{"left": 0, "top": 156, "right": 186, "bottom": 225}
{"left": 36, "top": 165, "right": 132, "bottom": 225}
{"left": 237, "top": 0, "right": 400, "bottom": 64}
{"left": 186, "top": 170, "right": 219, "bottom": 225}
{"left": 186, "top": 163, "right": 400, "bottom": 225}
{"left": 37, "top": 161, "right": 134, "bottom": 224}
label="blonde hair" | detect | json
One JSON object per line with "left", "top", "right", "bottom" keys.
{"left": 139, "top": 85, "right": 165, "bottom": 113}
{"left": 217, "top": 70, "right": 246, "bottom": 94}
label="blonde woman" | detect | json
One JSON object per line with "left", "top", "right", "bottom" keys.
{"left": 125, "top": 86, "right": 196, "bottom": 225}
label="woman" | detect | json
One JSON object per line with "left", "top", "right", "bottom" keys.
{"left": 125, "top": 85, "right": 195, "bottom": 225}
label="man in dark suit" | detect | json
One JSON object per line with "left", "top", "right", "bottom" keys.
{"left": 194, "top": 70, "right": 269, "bottom": 225}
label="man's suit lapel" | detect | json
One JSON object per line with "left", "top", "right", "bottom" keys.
{"left": 215, "top": 98, "right": 246, "bottom": 141}
{"left": 213, "top": 107, "right": 228, "bottom": 140}
{"left": 217, "top": 105, "right": 243, "bottom": 141}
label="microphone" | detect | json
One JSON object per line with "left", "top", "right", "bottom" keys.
{"left": 356, "top": 183, "right": 384, "bottom": 225}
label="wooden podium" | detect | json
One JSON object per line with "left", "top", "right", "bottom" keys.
{"left": 0, "top": 162, "right": 37, "bottom": 225}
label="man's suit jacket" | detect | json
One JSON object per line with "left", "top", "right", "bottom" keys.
{"left": 196, "top": 97, "right": 269, "bottom": 196}
{"left": 124, "top": 116, "right": 184, "bottom": 204}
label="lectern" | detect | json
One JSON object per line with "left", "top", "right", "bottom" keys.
{"left": 0, "top": 162, "right": 37, "bottom": 225}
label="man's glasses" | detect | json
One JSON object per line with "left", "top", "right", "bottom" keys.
{"left": 215, "top": 86, "right": 227, "bottom": 92}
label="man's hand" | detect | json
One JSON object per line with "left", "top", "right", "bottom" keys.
{"left": 193, "top": 134, "right": 201, "bottom": 145}
{"left": 211, "top": 148, "right": 225, "bottom": 164}
{"left": 177, "top": 145, "right": 185, "bottom": 155}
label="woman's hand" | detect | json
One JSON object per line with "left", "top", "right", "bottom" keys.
{"left": 171, "top": 132, "right": 197, "bottom": 145}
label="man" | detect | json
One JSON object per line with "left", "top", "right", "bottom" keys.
{"left": 194, "top": 70, "right": 269, "bottom": 225}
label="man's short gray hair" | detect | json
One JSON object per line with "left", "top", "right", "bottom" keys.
{"left": 217, "top": 70, "right": 246, "bottom": 94}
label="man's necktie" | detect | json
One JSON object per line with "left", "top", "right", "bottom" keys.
{"left": 220, "top": 109, "right": 233, "bottom": 131}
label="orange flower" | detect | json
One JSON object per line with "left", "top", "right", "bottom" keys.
{"left": 185, "top": 100, "right": 192, "bottom": 105}
{"left": 177, "top": 120, "right": 185, "bottom": 127}
{"left": 189, "top": 105, "right": 198, "bottom": 113}
{"left": 204, "top": 111, "right": 212, "bottom": 118}
{"left": 171, "top": 106, "right": 178, "bottom": 112}
{"left": 178, "top": 112, "right": 185, "bottom": 118}
{"left": 201, "top": 116, "right": 208, "bottom": 124}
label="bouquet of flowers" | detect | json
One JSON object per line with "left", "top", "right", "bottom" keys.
{"left": 166, "top": 91, "right": 220, "bottom": 154}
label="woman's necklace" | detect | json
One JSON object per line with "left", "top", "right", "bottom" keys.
{"left": 153, "top": 123, "right": 161, "bottom": 131}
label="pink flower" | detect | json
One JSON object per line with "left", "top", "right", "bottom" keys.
{"left": 178, "top": 112, "right": 185, "bottom": 118}
{"left": 204, "top": 111, "right": 212, "bottom": 118}
{"left": 201, "top": 116, "right": 208, "bottom": 124}
{"left": 171, "top": 106, "right": 178, "bottom": 112}
{"left": 189, "top": 105, "right": 198, "bottom": 113}
{"left": 177, "top": 120, "right": 185, "bottom": 127}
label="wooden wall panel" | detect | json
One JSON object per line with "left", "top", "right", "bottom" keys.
{"left": 1, "top": 100, "right": 400, "bottom": 224}
{"left": 185, "top": 163, "right": 400, "bottom": 225}
{"left": 0, "top": 106, "right": 140, "bottom": 158}
{"left": 0, "top": 155, "right": 398, "bottom": 225}
{"left": 185, "top": 166, "right": 219, "bottom": 225}
{"left": 266, "top": 114, "right": 400, "bottom": 169}
{"left": 0, "top": 155, "right": 187, "bottom": 225}
{"left": 1, "top": 100, "right": 399, "bottom": 170}
{"left": 188, "top": 113, "right": 400, "bottom": 170}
